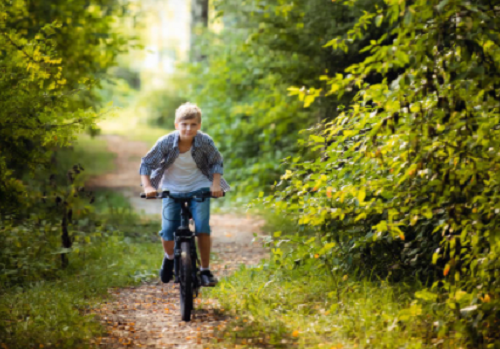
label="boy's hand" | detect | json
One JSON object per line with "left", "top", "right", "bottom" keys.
{"left": 211, "top": 183, "right": 223, "bottom": 198}
{"left": 144, "top": 185, "right": 157, "bottom": 198}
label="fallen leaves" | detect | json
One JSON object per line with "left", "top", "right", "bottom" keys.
{"left": 92, "top": 215, "right": 268, "bottom": 348}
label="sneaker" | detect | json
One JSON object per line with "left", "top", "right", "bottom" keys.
{"left": 200, "top": 269, "right": 218, "bottom": 287}
{"left": 159, "top": 257, "right": 174, "bottom": 283}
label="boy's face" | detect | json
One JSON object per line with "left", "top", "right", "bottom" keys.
{"left": 175, "top": 118, "right": 201, "bottom": 140}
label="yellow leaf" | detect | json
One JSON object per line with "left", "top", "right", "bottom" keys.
{"left": 326, "top": 187, "right": 333, "bottom": 198}
{"left": 281, "top": 170, "right": 293, "bottom": 180}
{"left": 342, "top": 275, "right": 348, "bottom": 281}
{"left": 357, "top": 189, "right": 366, "bottom": 203}
{"left": 292, "top": 330, "right": 299, "bottom": 337}
{"left": 480, "top": 294, "right": 491, "bottom": 303}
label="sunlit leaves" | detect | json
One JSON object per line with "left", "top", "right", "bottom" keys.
{"left": 0, "top": 0, "right": 131, "bottom": 208}
{"left": 262, "top": 0, "right": 500, "bottom": 341}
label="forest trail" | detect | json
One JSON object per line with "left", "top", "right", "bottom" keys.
{"left": 87, "top": 135, "right": 267, "bottom": 348}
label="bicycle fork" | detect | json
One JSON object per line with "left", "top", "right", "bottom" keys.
{"left": 174, "top": 231, "right": 201, "bottom": 296}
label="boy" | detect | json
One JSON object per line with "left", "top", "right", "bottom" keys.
{"left": 139, "top": 102, "right": 230, "bottom": 286}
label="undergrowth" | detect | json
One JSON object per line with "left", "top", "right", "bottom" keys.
{"left": 0, "top": 135, "right": 162, "bottom": 348}
{"left": 0, "top": 191, "right": 161, "bottom": 349}
{"left": 208, "top": 263, "right": 463, "bottom": 349}
{"left": 205, "top": 213, "right": 470, "bottom": 349}
{"left": 0, "top": 238, "right": 158, "bottom": 349}
{"left": 57, "top": 135, "right": 117, "bottom": 181}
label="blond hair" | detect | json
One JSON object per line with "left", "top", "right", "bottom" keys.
{"left": 175, "top": 102, "right": 202, "bottom": 123}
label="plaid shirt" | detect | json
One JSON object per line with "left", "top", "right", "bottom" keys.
{"left": 139, "top": 131, "right": 230, "bottom": 191}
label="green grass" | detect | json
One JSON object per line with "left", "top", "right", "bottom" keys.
{"left": 203, "top": 212, "right": 465, "bottom": 349}
{"left": 93, "top": 189, "right": 132, "bottom": 212}
{"left": 0, "top": 237, "right": 158, "bottom": 349}
{"left": 206, "top": 265, "right": 461, "bottom": 349}
{"left": 57, "top": 134, "right": 116, "bottom": 180}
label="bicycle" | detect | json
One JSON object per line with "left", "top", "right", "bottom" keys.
{"left": 140, "top": 190, "right": 223, "bottom": 321}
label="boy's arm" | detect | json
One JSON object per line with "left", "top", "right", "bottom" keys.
{"left": 211, "top": 173, "right": 223, "bottom": 197}
{"left": 206, "top": 137, "right": 224, "bottom": 197}
{"left": 139, "top": 136, "right": 167, "bottom": 176}
{"left": 141, "top": 175, "right": 156, "bottom": 198}
{"left": 139, "top": 136, "right": 168, "bottom": 196}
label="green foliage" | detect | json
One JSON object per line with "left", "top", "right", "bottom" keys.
{"left": 0, "top": 3, "right": 149, "bottom": 342}
{"left": 180, "top": 0, "right": 383, "bottom": 200}
{"left": 262, "top": 0, "right": 500, "bottom": 344}
{"left": 0, "top": 0, "right": 132, "bottom": 211}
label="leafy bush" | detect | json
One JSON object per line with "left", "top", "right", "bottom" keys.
{"left": 0, "top": 0, "right": 132, "bottom": 211}
{"left": 262, "top": 0, "right": 500, "bottom": 345}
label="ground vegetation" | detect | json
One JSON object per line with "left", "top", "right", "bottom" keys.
{"left": 254, "top": 0, "right": 500, "bottom": 346}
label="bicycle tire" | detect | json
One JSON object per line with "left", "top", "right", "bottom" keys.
{"left": 179, "top": 241, "right": 193, "bottom": 321}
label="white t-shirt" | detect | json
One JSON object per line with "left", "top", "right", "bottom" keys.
{"left": 160, "top": 148, "right": 213, "bottom": 193}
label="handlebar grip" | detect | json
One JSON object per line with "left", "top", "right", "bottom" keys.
{"left": 140, "top": 192, "right": 163, "bottom": 199}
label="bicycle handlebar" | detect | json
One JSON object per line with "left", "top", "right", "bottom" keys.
{"left": 140, "top": 191, "right": 225, "bottom": 199}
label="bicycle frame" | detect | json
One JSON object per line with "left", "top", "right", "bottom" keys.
{"left": 173, "top": 199, "right": 200, "bottom": 294}
{"left": 140, "top": 190, "right": 224, "bottom": 321}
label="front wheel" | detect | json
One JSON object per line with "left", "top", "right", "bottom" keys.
{"left": 179, "top": 241, "right": 193, "bottom": 321}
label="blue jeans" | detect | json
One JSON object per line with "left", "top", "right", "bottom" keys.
{"left": 158, "top": 188, "right": 211, "bottom": 241}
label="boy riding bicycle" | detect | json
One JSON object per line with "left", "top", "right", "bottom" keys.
{"left": 139, "top": 102, "right": 230, "bottom": 286}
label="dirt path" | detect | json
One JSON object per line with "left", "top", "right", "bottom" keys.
{"left": 88, "top": 135, "right": 267, "bottom": 348}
